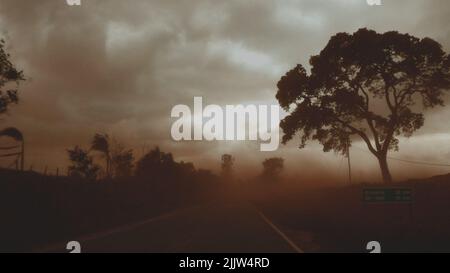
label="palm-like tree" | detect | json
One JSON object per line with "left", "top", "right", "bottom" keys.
{"left": 0, "top": 127, "right": 24, "bottom": 170}
{"left": 90, "top": 133, "right": 111, "bottom": 178}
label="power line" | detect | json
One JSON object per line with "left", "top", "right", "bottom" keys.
{"left": 351, "top": 145, "right": 450, "bottom": 167}
{"left": 386, "top": 157, "right": 450, "bottom": 167}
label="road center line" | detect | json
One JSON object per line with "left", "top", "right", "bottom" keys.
{"left": 257, "top": 211, "right": 304, "bottom": 254}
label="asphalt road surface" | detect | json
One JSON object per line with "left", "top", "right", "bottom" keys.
{"left": 41, "top": 200, "right": 303, "bottom": 253}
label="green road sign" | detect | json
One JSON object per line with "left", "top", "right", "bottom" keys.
{"left": 363, "top": 188, "right": 412, "bottom": 203}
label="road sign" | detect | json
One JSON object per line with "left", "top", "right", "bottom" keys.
{"left": 363, "top": 188, "right": 412, "bottom": 203}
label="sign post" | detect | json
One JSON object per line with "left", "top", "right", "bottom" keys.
{"left": 363, "top": 188, "right": 412, "bottom": 203}
{"left": 363, "top": 188, "right": 413, "bottom": 221}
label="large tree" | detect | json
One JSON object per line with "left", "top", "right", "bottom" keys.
{"left": 0, "top": 39, "right": 24, "bottom": 116}
{"left": 276, "top": 28, "right": 450, "bottom": 183}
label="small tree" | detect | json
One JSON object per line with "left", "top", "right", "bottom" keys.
{"left": 221, "top": 154, "right": 234, "bottom": 179}
{"left": 261, "top": 157, "right": 284, "bottom": 181}
{"left": 277, "top": 28, "right": 450, "bottom": 183}
{"left": 0, "top": 127, "right": 24, "bottom": 170}
{"left": 135, "top": 146, "right": 176, "bottom": 178}
{"left": 67, "top": 146, "right": 99, "bottom": 180}
{"left": 111, "top": 144, "right": 134, "bottom": 178}
{"left": 90, "top": 133, "right": 111, "bottom": 177}
{"left": 176, "top": 161, "right": 196, "bottom": 178}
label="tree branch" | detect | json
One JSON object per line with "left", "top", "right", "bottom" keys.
{"left": 355, "top": 84, "right": 382, "bottom": 150}
{"left": 357, "top": 83, "right": 370, "bottom": 110}
{"left": 398, "top": 78, "right": 417, "bottom": 106}
{"left": 334, "top": 117, "right": 379, "bottom": 155}
{"left": 385, "top": 85, "right": 395, "bottom": 114}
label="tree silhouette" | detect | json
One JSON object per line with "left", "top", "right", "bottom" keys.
{"left": 135, "top": 147, "right": 201, "bottom": 184}
{"left": 0, "top": 127, "right": 24, "bottom": 170}
{"left": 261, "top": 157, "right": 284, "bottom": 181}
{"left": 277, "top": 28, "right": 450, "bottom": 183}
{"left": 67, "top": 146, "right": 100, "bottom": 180}
{"left": 135, "top": 146, "right": 176, "bottom": 179}
{"left": 90, "top": 134, "right": 111, "bottom": 178}
{"left": 221, "top": 154, "right": 234, "bottom": 179}
{"left": 110, "top": 141, "right": 134, "bottom": 178}
{"left": 176, "top": 161, "right": 196, "bottom": 178}
{"left": 0, "top": 39, "right": 24, "bottom": 116}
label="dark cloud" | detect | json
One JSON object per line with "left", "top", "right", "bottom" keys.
{"left": 1, "top": 0, "right": 450, "bottom": 181}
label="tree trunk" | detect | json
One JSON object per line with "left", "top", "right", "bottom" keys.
{"left": 377, "top": 153, "right": 392, "bottom": 183}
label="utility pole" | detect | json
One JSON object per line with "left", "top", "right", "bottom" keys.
{"left": 346, "top": 141, "right": 352, "bottom": 185}
{"left": 20, "top": 139, "right": 24, "bottom": 172}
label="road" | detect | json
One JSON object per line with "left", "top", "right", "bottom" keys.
{"left": 41, "top": 200, "right": 303, "bottom": 253}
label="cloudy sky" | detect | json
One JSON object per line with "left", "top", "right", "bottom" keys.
{"left": 1, "top": 0, "right": 450, "bottom": 183}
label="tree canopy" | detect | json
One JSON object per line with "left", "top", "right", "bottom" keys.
{"left": 67, "top": 146, "right": 100, "bottom": 180}
{"left": 0, "top": 39, "right": 24, "bottom": 116}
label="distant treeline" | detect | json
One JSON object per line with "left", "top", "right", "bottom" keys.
{"left": 66, "top": 133, "right": 217, "bottom": 182}
{"left": 66, "top": 133, "right": 285, "bottom": 182}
